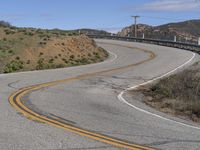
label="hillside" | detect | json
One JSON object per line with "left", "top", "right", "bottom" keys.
{"left": 70, "top": 28, "right": 111, "bottom": 35}
{"left": 0, "top": 22, "right": 108, "bottom": 73}
{"left": 118, "top": 20, "right": 200, "bottom": 44}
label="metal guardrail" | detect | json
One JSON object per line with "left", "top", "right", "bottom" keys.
{"left": 87, "top": 35, "right": 200, "bottom": 54}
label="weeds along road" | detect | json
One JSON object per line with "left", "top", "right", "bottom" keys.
{"left": 0, "top": 39, "right": 199, "bottom": 150}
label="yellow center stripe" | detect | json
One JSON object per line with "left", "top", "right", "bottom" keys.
{"left": 9, "top": 42, "right": 156, "bottom": 150}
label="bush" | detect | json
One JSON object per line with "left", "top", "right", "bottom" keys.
{"left": 3, "top": 60, "right": 24, "bottom": 73}
{"left": 8, "top": 50, "right": 13, "bottom": 54}
{"left": 36, "top": 58, "right": 46, "bottom": 70}
{"left": 56, "top": 64, "right": 65, "bottom": 68}
{"left": 70, "top": 55, "right": 75, "bottom": 59}
{"left": 80, "top": 58, "right": 89, "bottom": 64}
{"left": 4, "top": 29, "right": 15, "bottom": 35}
{"left": 39, "top": 42, "right": 46, "bottom": 45}
{"left": 48, "top": 58, "right": 54, "bottom": 63}
{"left": 62, "top": 58, "right": 68, "bottom": 64}
{"left": 36, "top": 58, "right": 66, "bottom": 70}
{"left": 26, "top": 60, "right": 31, "bottom": 64}
{"left": 15, "top": 56, "right": 20, "bottom": 60}
{"left": 39, "top": 52, "right": 44, "bottom": 56}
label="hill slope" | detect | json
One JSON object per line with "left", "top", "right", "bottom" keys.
{"left": 118, "top": 20, "right": 200, "bottom": 44}
{"left": 0, "top": 23, "right": 108, "bottom": 73}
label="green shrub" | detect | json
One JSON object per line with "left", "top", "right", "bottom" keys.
{"left": 39, "top": 52, "right": 44, "bottom": 56}
{"left": 36, "top": 58, "right": 46, "bottom": 70}
{"left": 3, "top": 60, "right": 24, "bottom": 73}
{"left": 70, "top": 55, "right": 75, "bottom": 59}
{"left": 62, "top": 58, "right": 68, "bottom": 64}
{"left": 8, "top": 50, "right": 13, "bottom": 54}
{"left": 80, "top": 58, "right": 89, "bottom": 64}
{"left": 56, "top": 64, "right": 65, "bottom": 68}
{"left": 39, "top": 42, "right": 47, "bottom": 45}
{"left": 48, "top": 58, "right": 54, "bottom": 63}
{"left": 15, "top": 56, "right": 20, "bottom": 60}
{"left": 26, "top": 60, "right": 31, "bottom": 64}
{"left": 25, "top": 32, "right": 34, "bottom": 36}
{"left": 4, "top": 29, "right": 15, "bottom": 35}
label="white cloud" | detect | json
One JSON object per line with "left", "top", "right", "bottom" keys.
{"left": 136, "top": 0, "right": 200, "bottom": 12}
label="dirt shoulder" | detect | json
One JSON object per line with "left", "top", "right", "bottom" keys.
{"left": 129, "top": 61, "right": 200, "bottom": 123}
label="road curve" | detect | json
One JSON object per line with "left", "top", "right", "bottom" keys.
{"left": 0, "top": 39, "right": 199, "bottom": 150}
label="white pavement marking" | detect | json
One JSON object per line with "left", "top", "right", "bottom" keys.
{"left": 118, "top": 52, "right": 200, "bottom": 130}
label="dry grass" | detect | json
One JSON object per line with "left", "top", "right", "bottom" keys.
{"left": 140, "top": 62, "right": 200, "bottom": 122}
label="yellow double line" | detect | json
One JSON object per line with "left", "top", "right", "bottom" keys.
{"left": 9, "top": 43, "right": 156, "bottom": 150}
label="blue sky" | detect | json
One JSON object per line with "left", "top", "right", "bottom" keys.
{"left": 0, "top": 0, "right": 199, "bottom": 33}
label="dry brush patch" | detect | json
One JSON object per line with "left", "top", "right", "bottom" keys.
{"left": 135, "top": 61, "right": 200, "bottom": 122}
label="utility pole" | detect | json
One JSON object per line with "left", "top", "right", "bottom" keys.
{"left": 132, "top": 16, "right": 140, "bottom": 38}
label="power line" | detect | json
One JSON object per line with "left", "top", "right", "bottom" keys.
{"left": 140, "top": 15, "right": 185, "bottom": 21}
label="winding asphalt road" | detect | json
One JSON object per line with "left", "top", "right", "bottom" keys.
{"left": 0, "top": 39, "right": 200, "bottom": 150}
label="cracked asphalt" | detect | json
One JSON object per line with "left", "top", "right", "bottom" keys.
{"left": 0, "top": 39, "right": 199, "bottom": 150}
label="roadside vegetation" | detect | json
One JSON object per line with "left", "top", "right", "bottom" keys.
{"left": 0, "top": 21, "right": 108, "bottom": 73}
{"left": 137, "top": 61, "right": 200, "bottom": 122}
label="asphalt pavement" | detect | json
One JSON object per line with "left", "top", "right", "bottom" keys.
{"left": 0, "top": 39, "right": 199, "bottom": 150}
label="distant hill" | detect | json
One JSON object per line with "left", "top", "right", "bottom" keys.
{"left": 0, "top": 21, "right": 11, "bottom": 27}
{"left": 118, "top": 20, "right": 200, "bottom": 44}
{"left": 70, "top": 28, "right": 111, "bottom": 36}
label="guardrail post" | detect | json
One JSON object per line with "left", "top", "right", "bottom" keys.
{"left": 142, "top": 33, "right": 144, "bottom": 39}
{"left": 174, "top": 36, "right": 177, "bottom": 42}
{"left": 198, "top": 37, "right": 200, "bottom": 45}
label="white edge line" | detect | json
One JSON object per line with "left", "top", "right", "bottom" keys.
{"left": 117, "top": 52, "right": 200, "bottom": 130}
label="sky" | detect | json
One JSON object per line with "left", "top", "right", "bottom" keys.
{"left": 0, "top": 0, "right": 199, "bottom": 33}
